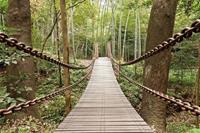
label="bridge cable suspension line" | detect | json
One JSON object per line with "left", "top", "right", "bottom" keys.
{"left": 0, "top": 62, "right": 94, "bottom": 116}
{"left": 113, "top": 19, "right": 200, "bottom": 66}
{"left": 0, "top": 32, "right": 95, "bottom": 70}
{"left": 112, "top": 65, "right": 200, "bottom": 116}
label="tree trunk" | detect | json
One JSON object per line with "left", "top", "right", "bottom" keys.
{"left": 118, "top": 12, "right": 122, "bottom": 61}
{"left": 141, "top": 0, "right": 178, "bottom": 132}
{"left": 195, "top": 43, "right": 200, "bottom": 127}
{"left": 111, "top": 0, "right": 115, "bottom": 58}
{"left": 60, "top": 0, "right": 71, "bottom": 115}
{"left": 95, "top": 43, "right": 99, "bottom": 58}
{"left": 70, "top": 0, "right": 77, "bottom": 63}
{"left": 53, "top": 0, "right": 62, "bottom": 87}
{"left": 134, "top": 10, "right": 138, "bottom": 60}
{"left": 51, "top": 0, "right": 55, "bottom": 50}
{"left": 138, "top": 9, "right": 142, "bottom": 57}
{"left": 0, "top": 13, "right": 5, "bottom": 27}
{"left": 85, "top": 38, "right": 88, "bottom": 59}
{"left": 122, "top": 10, "right": 130, "bottom": 61}
{"left": 6, "top": 0, "right": 40, "bottom": 119}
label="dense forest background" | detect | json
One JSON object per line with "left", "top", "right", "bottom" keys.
{"left": 0, "top": 0, "right": 200, "bottom": 132}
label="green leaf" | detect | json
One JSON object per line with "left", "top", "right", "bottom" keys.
{"left": 10, "top": 101, "right": 17, "bottom": 107}
{"left": 6, "top": 97, "right": 15, "bottom": 104}
{"left": 0, "top": 93, "right": 10, "bottom": 99}
{"left": 16, "top": 97, "right": 26, "bottom": 102}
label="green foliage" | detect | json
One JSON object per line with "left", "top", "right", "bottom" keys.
{"left": 0, "top": 86, "right": 16, "bottom": 110}
{"left": 0, "top": 44, "right": 31, "bottom": 67}
{"left": 36, "top": 61, "right": 87, "bottom": 126}
{"left": 32, "top": 27, "right": 44, "bottom": 49}
{"left": 36, "top": 64, "right": 65, "bottom": 124}
{"left": 0, "top": 0, "right": 8, "bottom": 14}
{"left": 120, "top": 79, "right": 141, "bottom": 107}
{"left": 178, "top": 0, "right": 200, "bottom": 18}
{"left": 188, "top": 129, "right": 200, "bottom": 133}
{"left": 169, "top": 69, "right": 196, "bottom": 87}
{"left": 71, "top": 69, "right": 87, "bottom": 107}
{"left": 119, "top": 65, "right": 143, "bottom": 107}
{"left": 35, "top": 63, "right": 64, "bottom": 124}
{"left": 167, "top": 122, "right": 193, "bottom": 133}
{"left": 40, "top": 96, "right": 65, "bottom": 124}
{"left": 1, "top": 116, "right": 56, "bottom": 133}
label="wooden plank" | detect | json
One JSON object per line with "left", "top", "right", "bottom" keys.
{"left": 55, "top": 58, "right": 153, "bottom": 133}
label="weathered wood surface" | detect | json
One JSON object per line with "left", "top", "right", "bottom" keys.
{"left": 55, "top": 58, "right": 153, "bottom": 133}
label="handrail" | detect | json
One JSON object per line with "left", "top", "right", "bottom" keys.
{"left": 0, "top": 61, "right": 94, "bottom": 116}
{"left": 114, "top": 66, "right": 200, "bottom": 116}
{"left": 0, "top": 32, "right": 95, "bottom": 70}
{"left": 111, "top": 19, "right": 200, "bottom": 66}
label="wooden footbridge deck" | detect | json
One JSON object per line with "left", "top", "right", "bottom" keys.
{"left": 55, "top": 58, "right": 153, "bottom": 133}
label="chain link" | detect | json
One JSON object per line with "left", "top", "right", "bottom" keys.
{"left": 116, "top": 69, "right": 200, "bottom": 116}
{"left": 0, "top": 62, "right": 94, "bottom": 116}
{"left": 0, "top": 32, "right": 95, "bottom": 70}
{"left": 119, "top": 19, "right": 200, "bottom": 66}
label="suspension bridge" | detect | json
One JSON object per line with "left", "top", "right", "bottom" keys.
{"left": 55, "top": 58, "right": 153, "bottom": 132}
{"left": 0, "top": 20, "right": 199, "bottom": 132}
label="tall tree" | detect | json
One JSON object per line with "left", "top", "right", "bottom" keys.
{"left": 138, "top": 9, "right": 142, "bottom": 57}
{"left": 111, "top": 0, "right": 116, "bottom": 57}
{"left": 134, "top": 10, "right": 138, "bottom": 60}
{"left": 60, "top": 0, "right": 71, "bottom": 115}
{"left": 6, "top": 0, "right": 40, "bottom": 119}
{"left": 195, "top": 42, "right": 200, "bottom": 127}
{"left": 70, "top": 0, "right": 76, "bottom": 63}
{"left": 122, "top": 10, "right": 131, "bottom": 61}
{"left": 118, "top": 12, "right": 122, "bottom": 61}
{"left": 53, "top": 0, "right": 62, "bottom": 87}
{"left": 141, "top": 0, "right": 178, "bottom": 132}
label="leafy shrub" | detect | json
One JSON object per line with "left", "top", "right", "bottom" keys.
{"left": 167, "top": 122, "right": 193, "bottom": 133}
{"left": 188, "top": 128, "right": 200, "bottom": 133}
{"left": 0, "top": 116, "right": 56, "bottom": 133}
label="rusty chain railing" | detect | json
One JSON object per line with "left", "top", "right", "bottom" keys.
{"left": 0, "top": 61, "right": 94, "bottom": 116}
{"left": 0, "top": 32, "right": 95, "bottom": 70}
{"left": 112, "top": 19, "right": 200, "bottom": 66}
{"left": 112, "top": 65, "right": 200, "bottom": 116}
